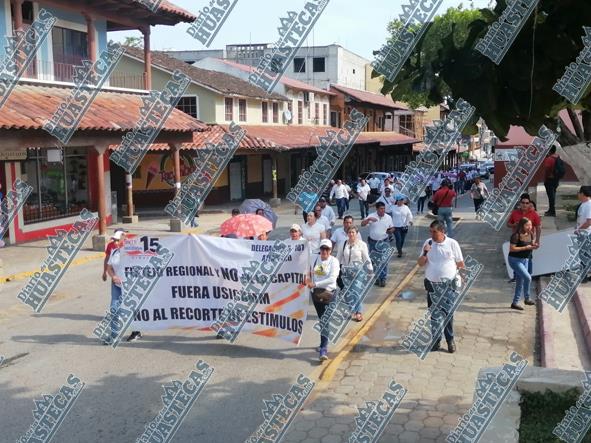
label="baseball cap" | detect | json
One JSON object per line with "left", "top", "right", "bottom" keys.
{"left": 111, "top": 228, "right": 128, "bottom": 240}
{"left": 319, "top": 239, "right": 332, "bottom": 249}
{"left": 290, "top": 224, "right": 302, "bottom": 232}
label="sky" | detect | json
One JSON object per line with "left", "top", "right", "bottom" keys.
{"left": 112, "top": 0, "right": 495, "bottom": 60}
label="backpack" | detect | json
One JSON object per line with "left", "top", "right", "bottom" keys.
{"left": 554, "top": 157, "right": 566, "bottom": 180}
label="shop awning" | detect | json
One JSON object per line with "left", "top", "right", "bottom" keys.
{"left": 0, "top": 84, "right": 206, "bottom": 134}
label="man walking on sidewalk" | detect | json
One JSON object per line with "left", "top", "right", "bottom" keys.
{"left": 356, "top": 178, "right": 371, "bottom": 219}
{"left": 417, "top": 220, "right": 465, "bottom": 354}
{"left": 542, "top": 145, "right": 564, "bottom": 217}
{"left": 330, "top": 179, "right": 349, "bottom": 219}
{"left": 361, "top": 201, "right": 394, "bottom": 287}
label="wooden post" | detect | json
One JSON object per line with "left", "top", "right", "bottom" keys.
{"left": 169, "top": 143, "right": 183, "bottom": 231}
{"left": 142, "top": 27, "right": 152, "bottom": 90}
{"left": 122, "top": 173, "right": 138, "bottom": 223}
{"left": 12, "top": 0, "right": 24, "bottom": 71}
{"left": 270, "top": 153, "right": 281, "bottom": 207}
{"left": 84, "top": 14, "right": 97, "bottom": 64}
{"left": 92, "top": 145, "right": 108, "bottom": 251}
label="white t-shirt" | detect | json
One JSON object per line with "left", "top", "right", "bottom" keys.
{"left": 420, "top": 236, "right": 464, "bottom": 282}
{"left": 317, "top": 215, "right": 331, "bottom": 232}
{"left": 365, "top": 212, "right": 394, "bottom": 241}
{"left": 321, "top": 206, "right": 336, "bottom": 226}
{"left": 302, "top": 222, "right": 325, "bottom": 254}
{"left": 331, "top": 227, "right": 362, "bottom": 245}
{"left": 391, "top": 204, "right": 413, "bottom": 228}
{"left": 107, "top": 248, "right": 126, "bottom": 287}
{"left": 357, "top": 183, "right": 371, "bottom": 201}
{"left": 368, "top": 177, "right": 380, "bottom": 189}
{"left": 577, "top": 200, "right": 591, "bottom": 231}
{"left": 330, "top": 184, "right": 349, "bottom": 200}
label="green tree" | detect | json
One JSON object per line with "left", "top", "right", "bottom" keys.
{"left": 120, "top": 36, "right": 143, "bottom": 48}
{"left": 377, "top": 0, "right": 591, "bottom": 146}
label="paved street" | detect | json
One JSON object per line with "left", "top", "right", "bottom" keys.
{"left": 285, "top": 194, "right": 537, "bottom": 443}
{"left": 0, "top": 199, "right": 427, "bottom": 443}
{"left": 0, "top": 191, "right": 539, "bottom": 443}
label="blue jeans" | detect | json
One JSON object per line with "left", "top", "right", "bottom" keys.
{"left": 425, "top": 279, "right": 454, "bottom": 343}
{"left": 437, "top": 207, "right": 454, "bottom": 238}
{"left": 110, "top": 283, "right": 122, "bottom": 340}
{"left": 508, "top": 256, "right": 532, "bottom": 304}
{"left": 359, "top": 199, "right": 369, "bottom": 219}
{"left": 367, "top": 237, "right": 388, "bottom": 281}
{"left": 417, "top": 197, "right": 426, "bottom": 213}
{"left": 393, "top": 227, "right": 408, "bottom": 254}
{"left": 336, "top": 198, "right": 347, "bottom": 217}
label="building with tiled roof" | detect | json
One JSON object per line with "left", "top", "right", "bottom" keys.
{"left": 0, "top": 0, "right": 203, "bottom": 245}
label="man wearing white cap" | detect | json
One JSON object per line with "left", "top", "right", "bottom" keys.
{"left": 102, "top": 228, "right": 127, "bottom": 282}
{"left": 105, "top": 228, "right": 142, "bottom": 344}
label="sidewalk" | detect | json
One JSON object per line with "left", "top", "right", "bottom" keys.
{"left": 284, "top": 197, "right": 537, "bottom": 443}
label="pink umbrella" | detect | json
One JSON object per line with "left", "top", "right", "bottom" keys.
{"left": 220, "top": 214, "right": 273, "bottom": 238}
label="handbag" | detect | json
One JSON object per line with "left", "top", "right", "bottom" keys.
{"left": 312, "top": 287, "right": 335, "bottom": 305}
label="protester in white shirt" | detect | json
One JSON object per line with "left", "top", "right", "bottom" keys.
{"left": 576, "top": 186, "right": 591, "bottom": 233}
{"left": 331, "top": 215, "right": 361, "bottom": 249}
{"left": 337, "top": 225, "right": 372, "bottom": 321}
{"left": 307, "top": 239, "right": 340, "bottom": 361}
{"left": 576, "top": 186, "right": 591, "bottom": 283}
{"left": 356, "top": 179, "right": 371, "bottom": 219}
{"left": 330, "top": 179, "right": 350, "bottom": 219}
{"left": 417, "top": 219, "right": 465, "bottom": 354}
{"left": 312, "top": 205, "right": 331, "bottom": 234}
{"left": 301, "top": 212, "right": 327, "bottom": 256}
{"left": 431, "top": 174, "right": 442, "bottom": 192}
{"left": 417, "top": 188, "right": 427, "bottom": 214}
{"left": 379, "top": 178, "right": 395, "bottom": 196}
{"left": 361, "top": 201, "right": 394, "bottom": 287}
{"left": 376, "top": 188, "right": 397, "bottom": 217}
{"left": 318, "top": 197, "right": 336, "bottom": 227}
{"left": 368, "top": 176, "right": 380, "bottom": 192}
{"left": 391, "top": 195, "right": 414, "bottom": 257}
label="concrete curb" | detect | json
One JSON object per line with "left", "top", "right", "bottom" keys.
{"left": 573, "top": 288, "right": 591, "bottom": 357}
{"left": 538, "top": 278, "right": 558, "bottom": 368}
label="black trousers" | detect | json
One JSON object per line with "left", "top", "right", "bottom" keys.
{"left": 544, "top": 179, "right": 559, "bottom": 213}
{"left": 424, "top": 279, "right": 454, "bottom": 343}
{"left": 312, "top": 298, "right": 329, "bottom": 349}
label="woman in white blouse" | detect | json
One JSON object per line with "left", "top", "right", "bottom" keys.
{"left": 391, "top": 195, "right": 414, "bottom": 258}
{"left": 337, "top": 226, "right": 372, "bottom": 322}
{"left": 301, "top": 212, "right": 327, "bottom": 256}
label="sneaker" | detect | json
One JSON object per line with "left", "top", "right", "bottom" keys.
{"left": 508, "top": 278, "right": 516, "bottom": 283}
{"left": 127, "top": 331, "right": 142, "bottom": 342}
{"left": 216, "top": 332, "right": 224, "bottom": 339}
{"left": 511, "top": 303, "right": 524, "bottom": 311}
{"left": 447, "top": 340, "right": 456, "bottom": 353}
{"left": 319, "top": 348, "right": 328, "bottom": 361}
{"left": 380, "top": 280, "right": 386, "bottom": 287}
{"left": 397, "top": 251, "right": 403, "bottom": 258}
{"left": 431, "top": 342, "right": 441, "bottom": 352}
{"left": 544, "top": 211, "right": 556, "bottom": 217}
{"left": 524, "top": 299, "right": 535, "bottom": 306}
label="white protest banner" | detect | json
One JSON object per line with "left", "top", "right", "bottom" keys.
{"left": 119, "top": 234, "right": 309, "bottom": 344}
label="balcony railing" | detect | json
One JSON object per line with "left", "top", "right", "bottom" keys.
{"left": 20, "top": 59, "right": 145, "bottom": 90}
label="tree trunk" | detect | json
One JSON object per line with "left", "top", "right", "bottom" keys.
{"left": 582, "top": 110, "right": 591, "bottom": 141}
{"left": 558, "top": 143, "right": 591, "bottom": 185}
{"left": 566, "top": 107, "right": 584, "bottom": 140}
{"left": 558, "top": 117, "right": 579, "bottom": 146}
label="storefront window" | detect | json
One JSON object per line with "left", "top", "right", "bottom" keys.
{"left": 21, "top": 147, "right": 89, "bottom": 224}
